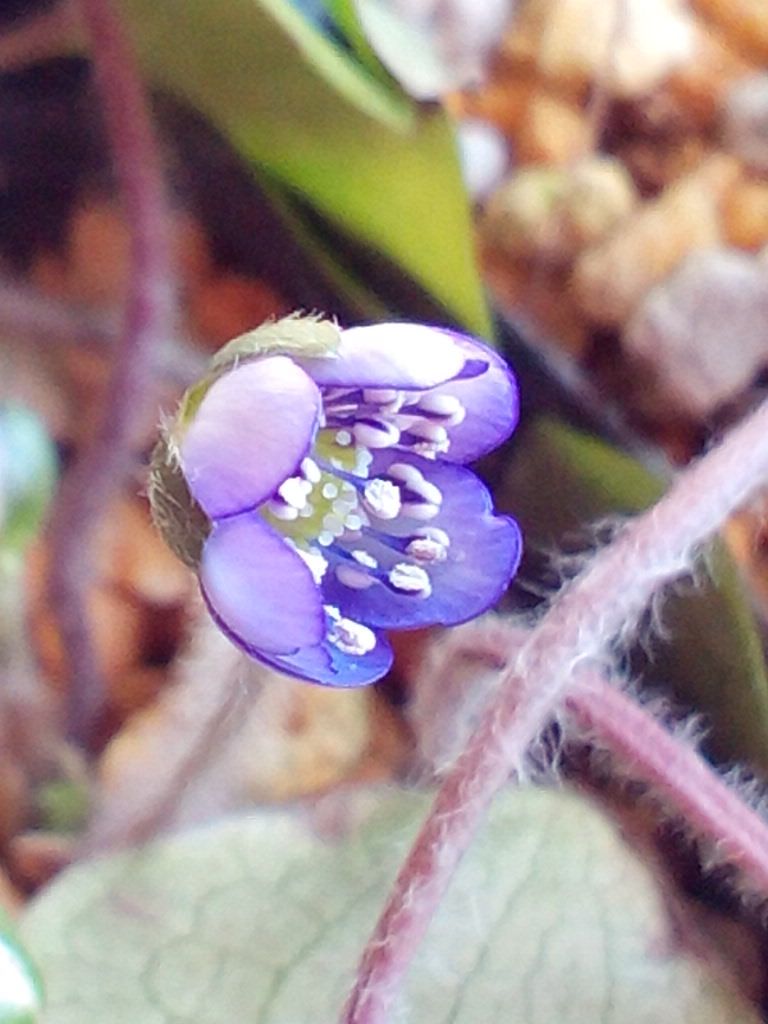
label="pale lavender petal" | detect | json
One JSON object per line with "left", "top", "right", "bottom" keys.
{"left": 430, "top": 331, "right": 519, "bottom": 463}
{"left": 180, "top": 356, "right": 321, "bottom": 519}
{"left": 298, "top": 323, "right": 466, "bottom": 389}
{"left": 201, "top": 514, "right": 325, "bottom": 656}
{"left": 324, "top": 452, "right": 522, "bottom": 629}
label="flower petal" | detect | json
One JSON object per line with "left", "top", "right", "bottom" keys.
{"left": 323, "top": 452, "right": 522, "bottom": 629}
{"left": 201, "top": 514, "right": 325, "bottom": 657}
{"left": 253, "top": 617, "right": 394, "bottom": 688}
{"left": 429, "top": 332, "right": 519, "bottom": 463}
{"left": 297, "top": 323, "right": 467, "bottom": 390}
{"left": 180, "top": 356, "right": 321, "bottom": 519}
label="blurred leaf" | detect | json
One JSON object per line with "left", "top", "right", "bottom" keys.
{"left": 116, "top": 0, "right": 490, "bottom": 334}
{"left": 0, "top": 908, "right": 42, "bottom": 1024}
{"left": 0, "top": 405, "right": 57, "bottom": 558}
{"left": 501, "top": 417, "right": 768, "bottom": 769}
{"left": 21, "top": 787, "right": 757, "bottom": 1023}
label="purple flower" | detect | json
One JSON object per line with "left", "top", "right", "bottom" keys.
{"left": 154, "top": 319, "right": 521, "bottom": 686}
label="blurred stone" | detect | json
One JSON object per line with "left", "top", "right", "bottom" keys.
{"left": 516, "top": 88, "right": 591, "bottom": 164}
{"left": 484, "top": 156, "right": 636, "bottom": 262}
{"left": 692, "top": 0, "right": 768, "bottom": 65}
{"left": 723, "top": 74, "right": 768, "bottom": 173}
{"left": 519, "top": 0, "right": 696, "bottom": 99}
{"left": 722, "top": 174, "right": 768, "bottom": 249}
{"left": 624, "top": 248, "right": 768, "bottom": 418}
{"left": 571, "top": 155, "right": 739, "bottom": 324}
{"left": 456, "top": 117, "right": 510, "bottom": 200}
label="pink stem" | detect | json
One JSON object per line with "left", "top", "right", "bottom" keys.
{"left": 341, "top": 397, "right": 768, "bottom": 1023}
{"left": 567, "top": 675, "right": 768, "bottom": 891}
{"left": 49, "top": 0, "right": 174, "bottom": 748}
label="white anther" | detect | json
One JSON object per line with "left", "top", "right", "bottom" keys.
{"left": 344, "top": 512, "right": 364, "bottom": 532}
{"left": 406, "top": 537, "right": 448, "bottom": 563}
{"left": 353, "top": 418, "right": 401, "bottom": 449}
{"left": 318, "top": 530, "right": 335, "bottom": 547}
{"left": 336, "top": 564, "right": 376, "bottom": 590}
{"left": 335, "top": 429, "right": 353, "bottom": 447}
{"left": 388, "top": 562, "right": 432, "bottom": 596}
{"left": 268, "top": 500, "right": 299, "bottom": 521}
{"left": 352, "top": 549, "right": 378, "bottom": 568}
{"left": 389, "top": 464, "right": 443, "bottom": 516}
{"left": 296, "top": 546, "right": 328, "bottom": 584}
{"left": 322, "top": 482, "right": 339, "bottom": 500}
{"left": 278, "top": 477, "right": 312, "bottom": 509}
{"left": 363, "top": 478, "right": 401, "bottom": 520}
{"left": 417, "top": 394, "right": 463, "bottom": 416}
{"left": 326, "top": 609, "right": 377, "bottom": 655}
{"left": 410, "top": 422, "right": 449, "bottom": 446}
{"left": 301, "top": 458, "right": 322, "bottom": 484}
{"left": 401, "top": 502, "right": 440, "bottom": 521}
{"left": 363, "top": 388, "right": 400, "bottom": 406}
{"left": 416, "top": 393, "right": 466, "bottom": 425}
{"left": 386, "top": 462, "right": 423, "bottom": 485}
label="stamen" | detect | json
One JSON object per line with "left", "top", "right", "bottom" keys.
{"left": 267, "top": 500, "right": 299, "bottom": 521}
{"left": 406, "top": 528, "right": 450, "bottom": 563}
{"left": 335, "top": 564, "right": 376, "bottom": 589}
{"left": 363, "top": 388, "right": 400, "bottom": 406}
{"left": 278, "top": 477, "right": 312, "bottom": 509}
{"left": 414, "top": 393, "right": 466, "bottom": 426}
{"left": 386, "top": 463, "right": 442, "bottom": 520}
{"left": 352, "top": 549, "right": 377, "bottom": 568}
{"left": 388, "top": 562, "right": 432, "bottom": 597}
{"left": 295, "top": 546, "right": 328, "bottom": 584}
{"left": 352, "top": 417, "right": 401, "bottom": 449}
{"left": 326, "top": 606, "right": 377, "bottom": 656}
{"left": 363, "top": 478, "right": 401, "bottom": 520}
{"left": 335, "top": 429, "right": 353, "bottom": 447}
{"left": 301, "top": 457, "right": 322, "bottom": 484}
{"left": 400, "top": 421, "right": 450, "bottom": 454}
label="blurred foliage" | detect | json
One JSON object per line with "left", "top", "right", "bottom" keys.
{"left": 0, "top": 907, "right": 42, "bottom": 1024}
{"left": 21, "top": 787, "right": 758, "bottom": 1023}
{"left": 500, "top": 417, "right": 768, "bottom": 770}
{"left": 115, "top": 0, "right": 491, "bottom": 335}
{"left": 0, "top": 406, "right": 57, "bottom": 560}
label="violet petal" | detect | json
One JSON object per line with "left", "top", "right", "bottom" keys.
{"left": 180, "top": 356, "right": 321, "bottom": 519}
{"left": 297, "top": 323, "right": 467, "bottom": 389}
{"left": 201, "top": 513, "right": 325, "bottom": 657}
{"left": 429, "top": 330, "right": 519, "bottom": 464}
{"left": 251, "top": 618, "right": 394, "bottom": 688}
{"left": 323, "top": 452, "right": 522, "bottom": 629}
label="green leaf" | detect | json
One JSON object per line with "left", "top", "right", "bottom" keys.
{"left": 0, "top": 908, "right": 42, "bottom": 1024}
{"left": 116, "top": 0, "right": 491, "bottom": 335}
{"left": 501, "top": 417, "right": 768, "bottom": 769}
{"left": 0, "top": 405, "right": 57, "bottom": 557}
{"left": 21, "top": 787, "right": 757, "bottom": 1023}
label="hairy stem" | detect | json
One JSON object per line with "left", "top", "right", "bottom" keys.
{"left": 342, "top": 397, "right": 768, "bottom": 1023}
{"left": 48, "top": 0, "right": 174, "bottom": 749}
{"left": 568, "top": 675, "right": 768, "bottom": 893}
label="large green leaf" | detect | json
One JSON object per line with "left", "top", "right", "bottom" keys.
{"left": 0, "top": 908, "right": 42, "bottom": 1024}
{"left": 21, "top": 787, "right": 758, "bottom": 1023}
{"left": 500, "top": 417, "right": 768, "bottom": 769}
{"left": 113, "top": 0, "right": 490, "bottom": 335}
